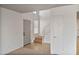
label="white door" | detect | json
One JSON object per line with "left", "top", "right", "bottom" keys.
{"left": 51, "top": 15, "right": 63, "bottom": 54}
{"left": 23, "top": 20, "right": 31, "bottom": 45}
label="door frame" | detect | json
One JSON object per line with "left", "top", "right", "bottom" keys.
{"left": 23, "top": 19, "right": 31, "bottom": 46}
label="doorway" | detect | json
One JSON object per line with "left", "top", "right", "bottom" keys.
{"left": 77, "top": 12, "right": 79, "bottom": 55}
{"left": 23, "top": 20, "right": 31, "bottom": 46}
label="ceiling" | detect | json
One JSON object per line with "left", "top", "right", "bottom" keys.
{"left": 0, "top": 4, "right": 68, "bottom": 13}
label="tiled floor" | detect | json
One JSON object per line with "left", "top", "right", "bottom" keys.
{"left": 7, "top": 43, "right": 50, "bottom": 55}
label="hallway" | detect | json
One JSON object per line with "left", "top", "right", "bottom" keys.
{"left": 7, "top": 43, "right": 50, "bottom": 55}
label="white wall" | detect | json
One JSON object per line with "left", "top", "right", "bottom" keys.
{"left": 50, "top": 5, "right": 77, "bottom": 55}
{"left": 0, "top": 7, "right": 23, "bottom": 54}
{"left": 22, "top": 12, "right": 33, "bottom": 20}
